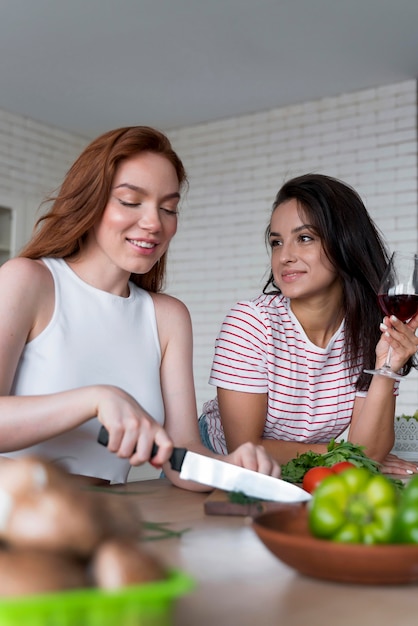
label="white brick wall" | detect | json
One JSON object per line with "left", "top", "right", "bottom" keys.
{"left": 167, "top": 80, "right": 418, "bottom": 417}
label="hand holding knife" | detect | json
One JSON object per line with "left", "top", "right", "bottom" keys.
{"left": 97, "top": 424, "right": 188, "bottom": 471}
{"left": 97, "top": 425, "right": 311, "bottom": 503}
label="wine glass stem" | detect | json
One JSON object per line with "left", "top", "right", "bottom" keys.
{"left": 382, "top": 345, "right": 394, "bottom": 370}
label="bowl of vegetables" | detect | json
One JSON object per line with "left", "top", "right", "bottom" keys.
{"left": 253, "top": 468, "right": 418, "bottom": 585}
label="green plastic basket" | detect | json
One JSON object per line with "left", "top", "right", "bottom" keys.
{"left": 0, "top": 569, "right": 194, "bottom": 626}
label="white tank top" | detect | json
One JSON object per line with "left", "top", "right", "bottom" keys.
{"left": 6, "top": 257, "right": 164, "bottom": 483}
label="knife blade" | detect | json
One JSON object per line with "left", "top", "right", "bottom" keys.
{"left": 97, "top": 425, "right": 311, "bottom": 503}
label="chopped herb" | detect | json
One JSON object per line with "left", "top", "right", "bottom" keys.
{"left": 142, "top": 521, "right": 190, "bottom": 542}
{"left": 86, "top": 487, "right": 190, "bottom": 540}
{"left": 228, "top": 491, "right": 261, "bottom": 505}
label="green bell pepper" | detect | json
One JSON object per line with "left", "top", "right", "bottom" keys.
{"left": 308, "top": 467, "right": 399, "bottom": 544}
{"left": 391, "top": 474, "right": 418, "bottom": 543}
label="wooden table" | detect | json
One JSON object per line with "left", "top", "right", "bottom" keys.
{"left": 114, "top": 478, "right": 418, "bottom": 626}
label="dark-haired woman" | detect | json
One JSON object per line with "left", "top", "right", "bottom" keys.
{"left": 200, "top": 174, "right": 418, "bottom": 475}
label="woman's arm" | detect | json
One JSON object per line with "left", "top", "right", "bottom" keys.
{"left": 348, "top": 313, "right": 418, "bottom": 463}
{"left": 217, "top": 312, "right": 418, "bottom": 471}
{"left": 0, "top": 258, "right": 90, "bottom": 446}
{"left": 218, "top": 386, "right": 418, "bottom": 475}
{"left": 153, "top": 294, "right": 280, "bottom": 490}
{"left": 0, "top": 258, "right": 172, "bottom": 460}
{"left": 217, "top": 387, "right": 328, "bottom": 464}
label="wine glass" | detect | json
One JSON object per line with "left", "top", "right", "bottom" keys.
{"left": 364, "top": 251, "right": 418, "bottom": 380}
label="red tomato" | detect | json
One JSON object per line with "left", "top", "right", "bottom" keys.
{"left": 302, "top": 467, "right": 334, "bottom": 494}
{"left": 331, "top": 461, "right": 356, "bottom": 474}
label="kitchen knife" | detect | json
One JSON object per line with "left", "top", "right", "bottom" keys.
{"left": 97, "top": 426, "right": 311, "bottom": 503}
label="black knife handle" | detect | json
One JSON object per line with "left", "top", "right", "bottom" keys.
{"left": 97, "top": 425, "right": 110, "bottom": 447}
{"left": 97, "top": 425, "right": 186, "bottom": 472}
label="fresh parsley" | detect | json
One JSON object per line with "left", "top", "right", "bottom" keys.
{"left": 280, "top": 439, "right": 381, "bottom": 484}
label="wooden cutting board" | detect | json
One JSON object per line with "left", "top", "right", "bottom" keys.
{"left": 204, "top": 489, "right": 301, "bottom": 517}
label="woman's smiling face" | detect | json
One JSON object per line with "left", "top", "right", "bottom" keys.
{"left": 269, "top": 198, "right": 341, "bottom": 302}
{"left": 91, "top": 151, "right": 180, "bottom": 276}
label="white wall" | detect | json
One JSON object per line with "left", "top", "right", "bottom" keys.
{"left": 0, "top": 79, "right": 416, "bottom": 429}
{"left": 0, "top": 108, "right": 89, "bottom": 254}
{"left": 167, "top": 80, "right": 418, "bottom": 417}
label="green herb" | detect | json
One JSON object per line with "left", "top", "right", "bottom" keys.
{"left": 228, "top": 491, "right": 261, "bottom": 505}
{"left": 281, "top": 439, "right": 381, "bottom": 484}
{"left": 86, "top": 487, "right": 190, "bottom": 540}
{"left": 141, "top": 521, "right": 190, "bottom": 542}
{"left": 390, "top": 477, "right": 406, "bottom": 492}
{"left": 395, "top": 410, "right": 418, "bottom": 422}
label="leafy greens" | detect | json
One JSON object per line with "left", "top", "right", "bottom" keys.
{"left": 280, "top": 439, "right": 381, "bottom": 484}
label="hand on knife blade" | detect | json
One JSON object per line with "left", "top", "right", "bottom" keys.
{"left": 97, "top": 426, "right": 311, "bottom": 503}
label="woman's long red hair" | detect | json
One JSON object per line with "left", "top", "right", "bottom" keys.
{"left": 20, "top": 126, "right": 187, "bottom": 292}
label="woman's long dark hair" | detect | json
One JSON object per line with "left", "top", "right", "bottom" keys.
{"left": 20, "top": 126, "right": 188, "bottom": 293}
{"left": 263, "top": 173, "right": 416, "bottom": 389}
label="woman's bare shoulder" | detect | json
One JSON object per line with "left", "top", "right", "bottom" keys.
{"left": 150, "top": 292, "right": 191, "bottom": 320}
{"left": 0, "top": 258, "right": 55, "bottom": 341}
{"left": 0, "top": 257, "right": 53, "bottom": 296}
{"left": 150, "top": 293, "right": 192, "bottom": 349}
{"left": 1, "top": 256, "right": 48, "bottom": 277}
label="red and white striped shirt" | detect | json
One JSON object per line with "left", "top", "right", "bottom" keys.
{"left": 203, "top": 293, "right": 365, "bottom": 454}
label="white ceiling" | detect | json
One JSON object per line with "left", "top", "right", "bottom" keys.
{"left": 1, "top": 0, "right": 418, "bottom": 138}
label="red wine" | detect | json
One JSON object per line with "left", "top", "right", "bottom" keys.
{"left": 378, "top": 294, "right": 418, "bottom": 322}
